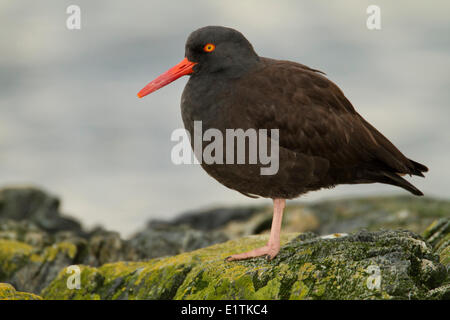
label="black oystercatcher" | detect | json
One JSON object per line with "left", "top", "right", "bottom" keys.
{"left": 137, "top": 26, "right": 428, "bottom": 261}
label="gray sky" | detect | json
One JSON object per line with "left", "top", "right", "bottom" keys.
{"left": 0, "top": 1, "right": 449, "bottom": 236}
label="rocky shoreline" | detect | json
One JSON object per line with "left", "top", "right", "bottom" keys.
{"left": 0, "top": 186, "right": 448, "bottom": 299}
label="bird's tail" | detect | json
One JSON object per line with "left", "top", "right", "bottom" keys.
{"left": 374, "top": 171, "right": 424, "bottom": 196}
{"left": 407, "top": 158, "right": 429, "bottom": 177}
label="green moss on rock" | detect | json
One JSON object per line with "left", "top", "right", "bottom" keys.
{"left": 423, "top": 218, "right": 450, "bottom": 267}
{"left": 0, "top": 283, "right": 42, "bottom": 300}
{"left": 422, "top": 218, "right": 449, "bottom": 299}
{"left": 42, "top": 242, "right": 77, "bottom": 261}
{"left": 0, "top": 239, "right": 81, "bottom": 294}
{"left": 0, "top": 239, "right": 34, "bottom": 279}
{"left": 42, "top": 230, "right": 447, "bottom": 300}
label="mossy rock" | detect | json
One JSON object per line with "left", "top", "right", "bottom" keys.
{"left": 42, "top": 229, "right": 447, "bottom": 300}
{"left": 0, "top": 239, "right": 35, "bottom": 280}
{"left": 423, "top": 218, "right": 450, "bottom": 266}
{"left": 421, "top": 218, "right": 449, "bottom": 299}
{"left": 0, "top": 283, "right": 42, "bottom": 300}
{"left": 0, "top": 239, "right": 78, "bottom": 293}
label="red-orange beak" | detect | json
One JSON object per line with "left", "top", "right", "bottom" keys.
{"left": 137, "top": 57, "right": 197, "bottom": 98}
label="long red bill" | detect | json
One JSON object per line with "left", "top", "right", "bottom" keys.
{"left": 137, "top": 57, "right": 197, "bottom": 98}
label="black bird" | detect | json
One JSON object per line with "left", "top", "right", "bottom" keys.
{"left": 138, "top": 26, "right": 428, "bottom": 261}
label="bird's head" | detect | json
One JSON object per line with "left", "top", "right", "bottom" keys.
{"left": 137, "top": 26, "right": 258, "bottom": 98}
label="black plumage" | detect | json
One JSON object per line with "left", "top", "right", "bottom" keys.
{"left": 138, "top": 26, "right": 428, "bottom": 260}
{"left": 180, "top": 27, "right": 427, "bottom": 199}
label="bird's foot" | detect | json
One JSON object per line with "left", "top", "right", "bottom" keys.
{"left": 225, "top": 244, "right": 280, "bottom": 262}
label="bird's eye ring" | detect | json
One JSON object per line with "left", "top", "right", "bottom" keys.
{"left": 203, "top": 43, "right": 215, "bottom": 52}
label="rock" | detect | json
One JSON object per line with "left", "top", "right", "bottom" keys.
{"left": 0, "top": 239, "right": 78, "bottom": 293}
{"left": 422, "top": 218, "right": 449, "bottom": 299}
{"left": 0, "top": 283, "right": 42, "bottom": 300}
{"left": 306, "top": 196, "right": 450, "bottom": 235}
{"left": 0, "top": 225, "right": 228, "bottom": 295}
{"left": 128, "top": 224, "right": 229, "bottom": 260}
{"left": 423, "top": 218, "right": 450, "bottom": 260}
{"left": 42, "top": 229, "right": 447, "bottom": 300}
{"left": 0, "top": 187, "right": 448, "bottom": 299}
{"left": 153, "top": 206, "right": 261, "bottom": 231}
{"left": 147, "top": 196, "right": 450, "bottom": 240}
{"left": 0, "top": 187, "right": 83, "bottom": 235}
{"left": 0, "top": 187, "right": 230, "bottom": 268}
{"left": 0, "top": 219, "right": 51, "bottom": 247}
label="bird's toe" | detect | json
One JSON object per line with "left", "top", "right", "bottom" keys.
{"left": 225, "top": 245, "right": 280, "bottom": 262}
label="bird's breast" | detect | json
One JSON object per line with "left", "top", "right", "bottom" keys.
{"left": 181, "top": 75, "right": 235, "bottom": 135}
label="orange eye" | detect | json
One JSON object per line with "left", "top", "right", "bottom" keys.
{"left": 203, "top": 43, "right": 215, "bottom": 52}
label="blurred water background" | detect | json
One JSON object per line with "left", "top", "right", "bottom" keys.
{"left": 0, "top": 1, "right": 449, "bottom": 236}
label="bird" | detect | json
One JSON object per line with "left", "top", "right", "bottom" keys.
{"left": 137, "top": 26, "right": 428, "bottom": 261}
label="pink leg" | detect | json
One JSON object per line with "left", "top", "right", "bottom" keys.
{"left": 226, "top": 198, "right": 286, "bottom": 261}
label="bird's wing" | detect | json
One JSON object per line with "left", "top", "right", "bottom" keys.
{"left": 231, "top": 58, "right": 426, "bottom": 178}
